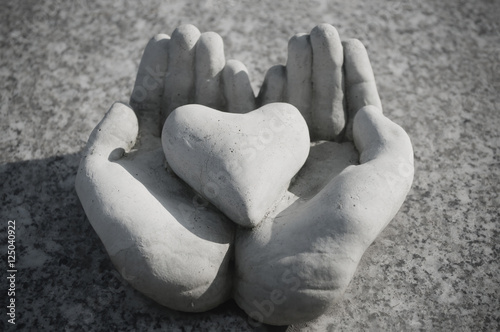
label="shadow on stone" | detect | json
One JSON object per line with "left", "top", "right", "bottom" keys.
{"left": 0, "top": 152, "right": 285, "bottom": 330}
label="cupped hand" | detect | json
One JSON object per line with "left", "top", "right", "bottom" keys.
{"left": 234, "top": 24, "right": 414, "bottom": 325}
{"left": 75, "top": 24, "right": 256, "bottom": 312}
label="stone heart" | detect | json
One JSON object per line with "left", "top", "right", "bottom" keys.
{"left": 162, "top": 102, "right": 310, "bottom": 227}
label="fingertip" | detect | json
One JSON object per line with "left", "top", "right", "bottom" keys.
{"left": 342, "top": 38, "right": 363, "bottom": 50}
{"left": 311, "top": 23, "right": 338, "bottom": 36}
{"left": 222, "top": 59, "right": 256, "bottom": 113}
{"left": 343, "top": 38, "right": 376, "bottom": 87}
{"left": 257, "top": 64, "right": 286, "bottom": 106}
{"left": 196, "top": 32, "right": 225, "bottom": 68}
{"left": 152, "top": 33, "right": 170, "bottom": 42}
{"left": 353, "top": 105, "right": 411, "bottom": 164}
{"left": 286, "top": 33, "right": 311, "bottom": 67}
{"left": 171, "top": 24, "right": 201, "bottom": 50}
{"left": 310, "top": 23, "right": 342, "bottom": 66}
{"left": 287, "top": 32, "right": 309, "bottom": 51}
{"left": 85, "top": 102, "right": 139, "bottom": 161}
{"left": 103, "top": 102, "right": 139, "bottom": 146}
{"left": 224, "top": 59, "right": 246, "bottom": 73}
{"left": 198, "top": 31, "right": 224, "bottom": 49}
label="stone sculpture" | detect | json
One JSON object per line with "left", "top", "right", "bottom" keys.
{"left": 162, "top": 103, "right": 310, "bottom": 228}
{"left": 75, "top": 24, "right": 414, "bottom": 326}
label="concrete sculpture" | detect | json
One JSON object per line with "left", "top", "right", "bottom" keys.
{"left": 75, "top": 23, "right": 414, "bottom": 326}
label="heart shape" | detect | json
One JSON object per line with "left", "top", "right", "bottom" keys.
{"left": 162, "top": 102, "right": 310, "bottom": 227}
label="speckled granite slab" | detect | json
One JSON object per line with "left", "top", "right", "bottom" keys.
{"left": 1, "top": 0, "right": 499, "bottom": 330}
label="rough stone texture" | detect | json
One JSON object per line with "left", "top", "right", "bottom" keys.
{"left": 0, "top": 0, "right": 498, "bottom": 330}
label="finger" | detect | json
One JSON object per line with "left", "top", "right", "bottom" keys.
{"left": 285, "top": 33, "right": 313, "bottom": 128}
{"left": 82, "top": 102, "right": 139, "bottom": 162}
{"left": 256, "top": 64, "right": 286, "bottom": 106}
{"left": 195, "top": 31, "right": 225, "bottom": 110}
{"left": 351, "top": 105, "right": 413, "bottom": 231}
{"left": 222, "top": 59, "right": 256, "bottom": 113}
{"left": 163, "top": 24, "right": 201, "bottom": 122}
{"left": 343, "top": 39, "right": 382, "bottom": 141}
{"left": 130, "top": 34, "right": 169, "bottom": 137}
{"left": 310, "top": 23, "right": 345, "bottom": 142}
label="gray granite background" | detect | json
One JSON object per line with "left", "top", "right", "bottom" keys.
{"left": 1, "top": 0, "right": 499, "bottom": 330}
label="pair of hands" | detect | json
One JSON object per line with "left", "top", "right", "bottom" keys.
{"left": 75, "top": 24, "right": 414, "bottom": 326}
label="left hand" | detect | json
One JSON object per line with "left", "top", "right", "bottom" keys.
{"left": 75, "top": 25, "right": 255, "bottom": 312}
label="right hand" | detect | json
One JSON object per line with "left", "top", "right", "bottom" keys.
{"left": 234, "top": 24, "right": 414, "bottom": 326}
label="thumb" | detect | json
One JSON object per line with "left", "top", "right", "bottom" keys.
{"left": 222, "top": 59, "right": 256, "bottom": 113}
{"left": 348, "top": 105, "right": 414, "bottom": 235}
{"left": 302, "top": 105, "right": 413, "bottom": 246}
{"left": 353, "top": 105, "right": 413, "bottom": 166}
{"left": 82, "top": 102, "right": 139, "bottom": 162}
